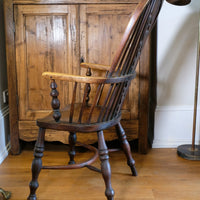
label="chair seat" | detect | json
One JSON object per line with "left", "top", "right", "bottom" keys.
{"left": 37, "top": 103, "right": 121, "bottom": 132}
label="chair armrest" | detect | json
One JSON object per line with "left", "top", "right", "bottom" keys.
{"left": 80, "top": 63, "right": 110, "bottom": 71}
{"left": 42, "top": 72, "right": 106, "bottom": 83}
{"left": 42, "top": 72, "right": 136, "bottom": 84}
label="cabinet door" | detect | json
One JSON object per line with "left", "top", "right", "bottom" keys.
{"left": 15, "top": 5, "right": 79, "bottom": 122}
{"left": 80, "top": 4, "right": 139, "bottom": 121}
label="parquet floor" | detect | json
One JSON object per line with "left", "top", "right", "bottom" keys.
{"left": 1, "top": 143, "right": 200, "bottom": 200}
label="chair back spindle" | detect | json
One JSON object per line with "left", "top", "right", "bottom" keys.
{"left": 48, "top": 0, "right": 163, "bottom": 125}
{"left": 69, "top": 82, "right": 78, "bottom": 123}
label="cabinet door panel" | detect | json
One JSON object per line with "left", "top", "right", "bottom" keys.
{"left": 80, "top": 4, "right": 139, "bottom": 120}
{"left": 15, "top": 5, "right": 79, "bottom": 120}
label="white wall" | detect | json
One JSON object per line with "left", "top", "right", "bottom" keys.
{"left": 153, "top": 0, "right": 200, "bottom": 148}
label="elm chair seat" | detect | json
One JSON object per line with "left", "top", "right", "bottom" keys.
{"left": 37, "top": 103, "right": 122, "bottom": 132}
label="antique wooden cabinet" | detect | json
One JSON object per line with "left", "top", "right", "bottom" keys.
{"left": 4, "top": 0, "right": 156, "bottom": 154}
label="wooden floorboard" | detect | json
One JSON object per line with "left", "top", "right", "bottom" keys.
{"left": 1, "top": 144, "right": 200, "bottom": 200}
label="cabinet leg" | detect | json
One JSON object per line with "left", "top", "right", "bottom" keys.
{"left": 97, "top": 131, "right": 114, "bottom": 200}
{"left": 27, "top": 128, "right": 45, "bottom": 200}
{"left": 115, "top": 122, "right": 137, "bottom": 176}
{"left": 68, "top": 132, "right": 77, "bottom": 165}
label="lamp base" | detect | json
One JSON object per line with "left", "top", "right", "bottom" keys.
{"left": 166, "top": 0, "right": 191, "bottom": 6}
{"left": 177, "top": 144, "right": 200, "bottom": 160}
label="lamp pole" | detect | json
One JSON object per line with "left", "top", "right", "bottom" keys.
{"left": 177, "top": 10, "right": 200, "bottom": 160}
{"left": 192, "top": 13, "right": 200, "bottom": 150}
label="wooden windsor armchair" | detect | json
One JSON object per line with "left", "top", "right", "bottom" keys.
{"left": 27, "top": 0, "right": 163, "bottom": 199}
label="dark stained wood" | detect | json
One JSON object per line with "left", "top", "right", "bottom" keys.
{"left": 102, "top": 83, "right": 121, "bottom": 121}
{"left": 42, "top": 142, "right": 99, "bottom": 170}
{"left": 97, "top": 130, "right": 115, "bottom": 200}
{"left": 3, "top": 0, "right": 20, "bottom": 155}
{"left": 28, "top": 128, "right": 45, "bottom": 200}
{"left": 85, "top": 67, "right": 92, "bottom": 106}
{"left": 148, "top": 24, "right": 157, "bottom": 147}
{"left": 50, "top": 80, "right": 61, "bottom": 122}
{"left": 68, "top": 132, "right": 77, "bottom": 164}
{"left": 115, "top": 122, "right": 137, "bottom": 176}
{"left": 87, "top": 83, "right": 102, "bottom": 123}
{"left": 139, "top": 37, "right": 151, "bottom": 153}
{"left": 17, "top": 119, "right": 138, "bottom": 145}
{"left": 78, "top": 83, "right": 90, "bottom": 123}
{"left": 37, "top": 107, "right": 122, "bottom": 133}
{"left": 27, "top": 1, "right": 164, "bottom": 199}
{"left": 69, "top": 82, "right": 78, "bottom": 123}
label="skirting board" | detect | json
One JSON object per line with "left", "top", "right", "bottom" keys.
{"left": 0, "top": 106, "right": 10, "bottom": 164}
{"left": 153, "top": 106, "right": 200, "bottom": 148}
{"left": 0, "top": 142, "right": 11, "bottom": 165}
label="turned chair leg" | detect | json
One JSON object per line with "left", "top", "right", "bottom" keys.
{"left": 27, "top": 128, "right": 45, "bottom": 200}
{"left": 68, "top": 132, "right": 77, "bottom": 165}
{"left": 115, "top": 122, "right": 137, "bottom": 176}
{"left": 97, "top": 130, "right": 115, "bottom": 200}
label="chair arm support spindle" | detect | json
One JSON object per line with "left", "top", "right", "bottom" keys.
{"left": 86, "top": 68, "right": 92, "bottom": 106}
{"left": 50, "top": 79, "right": 61, "bottom": 122}
{"left": 80, "top": 63, "right": 110, "bottom": 72}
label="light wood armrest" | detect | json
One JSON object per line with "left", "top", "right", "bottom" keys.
{"left": 42, "top": 72, "right": 136, "bottom": 84}
{"left": 43, "top": 72, "right": 106, "bottom": 83}
{"left": 80, "top": 63, "right": 110, "bottom": 71}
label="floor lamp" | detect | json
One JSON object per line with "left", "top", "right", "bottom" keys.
{"left": 177, "top": 10, "right": 200, "bottom": 160}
